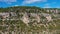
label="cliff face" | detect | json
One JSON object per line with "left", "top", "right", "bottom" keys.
{"left": 0, "top": 6, "right": 60, "bottom": 25}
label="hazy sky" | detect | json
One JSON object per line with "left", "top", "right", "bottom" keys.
{"left": 0, "top": 0, "right": 60, "bottom": 8}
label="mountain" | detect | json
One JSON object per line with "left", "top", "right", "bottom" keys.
{"left": 0, "top": 6, "right": 60, "bottom": 34}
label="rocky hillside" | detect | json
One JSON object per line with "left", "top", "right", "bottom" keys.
{"left": 0, "top": 6, "right": 60, "bottom": 34}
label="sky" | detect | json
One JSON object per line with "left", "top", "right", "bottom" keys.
{"left": 0, "top": 0, "right": 60, "bottom": 8}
